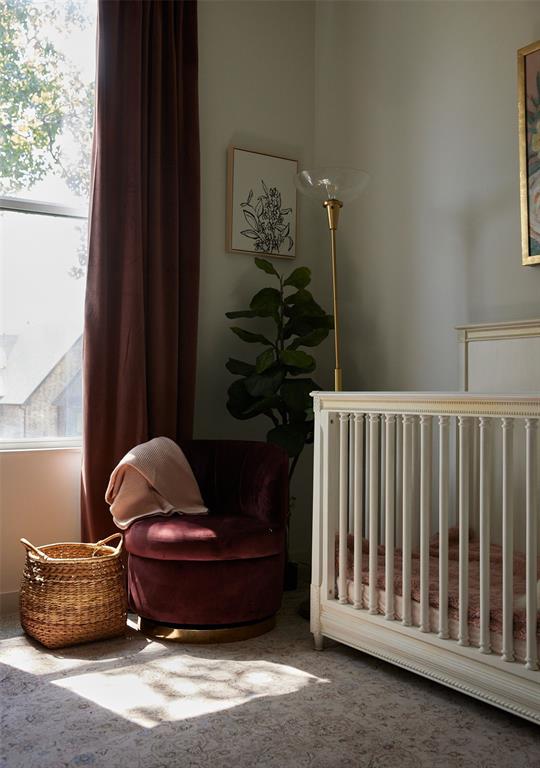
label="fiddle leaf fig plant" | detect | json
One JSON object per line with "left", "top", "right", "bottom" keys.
{"left": 225, "top": 257, "right": 333, "bottom": 481}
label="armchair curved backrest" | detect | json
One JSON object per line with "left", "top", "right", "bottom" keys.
{"left": 180, "top": 440, "right": 289, "bottom": 527}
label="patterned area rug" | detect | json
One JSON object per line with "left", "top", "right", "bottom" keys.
{"left": 1, "top": 593, "right": 539, "bottom": 768}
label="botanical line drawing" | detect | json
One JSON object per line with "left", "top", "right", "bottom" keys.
{"left": 240, "top": 180, "right": 294, "bottom": 254}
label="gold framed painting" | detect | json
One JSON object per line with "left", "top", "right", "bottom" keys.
{"left": 226, "top": 147, "right": 298, "bottom": 260}
{"left": 518, "top": 40, "right": 540, "bottom": 266}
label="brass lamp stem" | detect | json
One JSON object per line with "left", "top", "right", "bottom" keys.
{"left": 323, "top": 199, "right": 343, "bottom": 392}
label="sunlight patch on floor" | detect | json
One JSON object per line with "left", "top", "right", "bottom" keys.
{"left": 52, "top": 655, "right": 327, "bottom": 728}
{"left": 0, "top": 628, "right": 152, "bottom": 676}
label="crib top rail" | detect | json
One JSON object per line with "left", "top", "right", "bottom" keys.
{"left": 311, "top": 391, "right": 540, "bottom": 419}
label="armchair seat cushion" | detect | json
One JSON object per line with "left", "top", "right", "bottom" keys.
{"left": 124, "top": 515, "right": 285, "bottom": 562}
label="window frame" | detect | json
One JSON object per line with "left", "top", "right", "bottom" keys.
{"left": 0, "top": 195, "right": 89, "bottom": 451}
{"left": 0, "top": 196, "right": 87, "bottom": 220}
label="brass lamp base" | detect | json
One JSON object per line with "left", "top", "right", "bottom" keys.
{"left": 138, "top": 615, "right": 276, "bottom": 644}
{"left": 334, "top": 368, "right": 342, "bottom": 392}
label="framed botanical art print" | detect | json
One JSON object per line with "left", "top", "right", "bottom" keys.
{"left": 226, "top": 147, "right": 298, "bottom": 259}
{"left": 518, "top": 40, "right": 540, "bottom": 266}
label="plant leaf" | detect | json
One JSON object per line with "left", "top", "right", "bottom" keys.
{"left": 245, "top": 368, "right": 285, "bottom": 398}
{"left": 285, "top": 288, "right": 315, "bottom": 306}
{"left": 250, "top": 287, "right": 282, "bottom": 318}
{"left": 284, "top": 290, "right": 326, "bottom": 319}
{"left": 266, "top": 424, "right": 306, "bottom": 458}
{"left": 227, "top": 380, "right": 282, "bottom": 421}
{"left": 225, "top": 310, "right": 257, "bottom": 319}
{"left": 226, "top": 358, "right": 255, "bottom": 376}
{"left": 279, "top": 349, "right": 316, "bottom": 370}
{"left": 230, "top": 326, "right": 273, "bottom": 345}
{"left": 244, "top": 395, "right": 282, "bottom": 417}
{"left": 288, "top": 327, "right": 329, "bottom": 349}
{"left": 226, "top": 379, "right": 258, "bottom": 420}
{"left": 282, "top": 313, "right": 334, "bottom": 339}
{"left": 284, "top": 267, "right": 311, "bottom": 289}
{"left": 255, "top": 348, "right": 275, "bottom": 373}
{"left": 254, "top": 257, "right": 279, "bottom": 276}
{"left": 240, "top": 229, "right": 259, "bottom": 239}
{"left": 280, "top": 378, "right": 319, "bottom": 416}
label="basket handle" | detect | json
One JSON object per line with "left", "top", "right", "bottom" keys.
{"left": 92, "top": 532, "right": 123, "bottom": 557}
{"left": 20, "top": 538, "right": 50, "bottom": 560}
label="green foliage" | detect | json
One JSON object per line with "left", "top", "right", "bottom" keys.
{"left": 225, "top": 258, "right": 333, "bottom": 478}
{"left": 0, "top": 0, "right": 94, "bottom": 198}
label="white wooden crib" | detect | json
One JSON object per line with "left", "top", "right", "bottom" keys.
{"left": 310, "top": 321, "right": 540, "bottom": 724}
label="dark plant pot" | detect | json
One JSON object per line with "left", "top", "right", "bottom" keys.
{"left": 284, "top": 560, "right": 298, "bottom": 591}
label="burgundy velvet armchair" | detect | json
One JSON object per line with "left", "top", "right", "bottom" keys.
{"left": 124, "top": 440, "right": 289, "bottom": 637}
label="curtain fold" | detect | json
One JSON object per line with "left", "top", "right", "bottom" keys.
{"left": 82, "top": 0, "right": 200, "bottom": 541}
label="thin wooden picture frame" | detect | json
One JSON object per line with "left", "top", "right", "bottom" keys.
{"left": 518, "top": 40, "right": 540, "bottom": 266}
{"left": 226, "top": 146, "right": 298, "bottom": 260}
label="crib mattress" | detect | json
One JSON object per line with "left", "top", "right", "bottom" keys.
{"left": 339, "top": 528, "right": 540, "bottom": 662}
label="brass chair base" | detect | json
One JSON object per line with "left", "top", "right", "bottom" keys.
{"left": 138, "top": 615, "right": 276, "bottom": 644}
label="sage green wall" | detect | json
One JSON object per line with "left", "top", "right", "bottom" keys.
{"left": 195, "top": 1, "right": 540, "bottom": 568}
{"left": 196, "top": 1, "right": 331, "bottom": 566}
{"left": 315, "top": 1, "right": 540, "bottom": 392}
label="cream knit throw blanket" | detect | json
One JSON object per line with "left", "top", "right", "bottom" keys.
{"left": 106, "top": 437, "right": 208, "bottom": 530}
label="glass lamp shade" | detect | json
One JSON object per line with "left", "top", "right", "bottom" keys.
{"left": 294, "top": 166, "right": 369, "bottom": 204}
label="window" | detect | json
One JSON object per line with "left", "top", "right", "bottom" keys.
{"left": 0, "top": 0, "right": 97, "bottom": 444}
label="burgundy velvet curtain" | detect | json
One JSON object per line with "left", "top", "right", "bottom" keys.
{"left": 82, "top": 0, "right": 200, "bottom": 541}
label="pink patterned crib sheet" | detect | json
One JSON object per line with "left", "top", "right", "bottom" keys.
{"left": 337, "top": 528, "right": 539, "bottom": 657}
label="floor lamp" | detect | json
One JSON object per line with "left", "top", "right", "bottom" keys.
{"left": 294, "top": 168, "right": 369, "bottom": 621}
{"left": 294, "top": 167, "right": 369, "bottom": 391}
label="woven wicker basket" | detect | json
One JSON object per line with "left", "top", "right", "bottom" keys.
{"left": 19, "top": 533, "right": 127, "bottom": 649}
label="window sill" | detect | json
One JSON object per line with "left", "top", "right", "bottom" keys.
{"left": 0, "top": 438, "right": 82, "bottom": 453}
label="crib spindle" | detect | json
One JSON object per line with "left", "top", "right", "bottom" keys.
{"left": 458, "top": 416, "right": 471, "bottom": 647}
{"left": 479, "top": 417, "right": 491, "bottom": 654}
{"left": 438, "top": 415, "right": 450, "bottom": 639}
{"left": 525, "top": 418, "right": 539, "bottom": 671}
{"left": 412, "top": 418, "right": 420, "bottom": 549}
{"left": 420, "top": 415, "right": 432, "bottom": 632}
{"left": 338, "top": 413, "right": 349, "bottom": 604}
{"left": 395, "top": 417, "right": 403, "bottom": 547}
{"left": 353, "top": 414, "right": 364, "bottom": 609}
{"left": 348, "top": 419, "right": 355, "bottom": 534}
{"left": 501, "top": 418, "right": 514, "bottom": 662}
{"left": 402, "top": 415, "right": 413, "bottom": 626}
{"left": 369, "top": 414, "right": 380, "bottom": 614}
{"left": 380, "top": 416, "right": 386, "bottom": 544}
{"left": 385, "top": 415, "right": 396, "bottom": 620}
